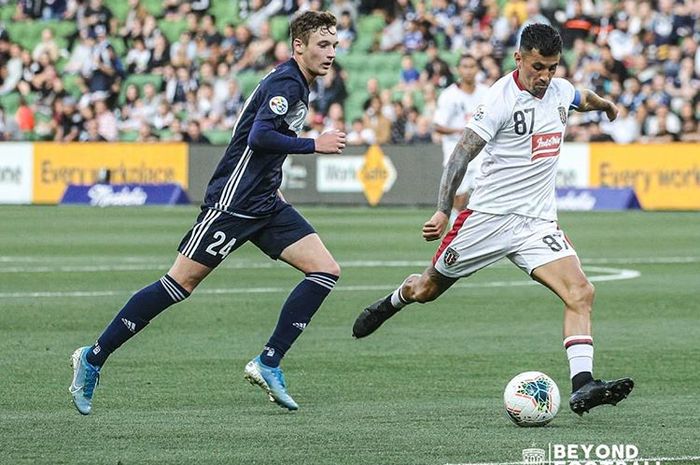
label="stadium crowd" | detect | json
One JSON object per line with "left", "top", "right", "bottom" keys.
{"left": 0, "top": 0, "right": 698, "bottom": 144}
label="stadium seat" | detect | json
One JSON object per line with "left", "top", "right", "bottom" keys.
{"left": 119, "top": 130, "right": 139, "bottom": 141}
{"left": 270, "top": 15, "right": 289, "bottom": 42}
{"left": 158, "top": 19, "right": 188, "bottom": 44}
{"left": 204, "top": 129, "right": 232, "bottom": 145}
{"left": 104, "top": 0, "right": 130, "bottom": 22}
{"left": 236, "top": 71, "right": 264, "bottom": 99}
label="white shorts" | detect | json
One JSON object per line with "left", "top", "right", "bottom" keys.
{"left": 433, "top": 210, "right": 578, "bottom": 278}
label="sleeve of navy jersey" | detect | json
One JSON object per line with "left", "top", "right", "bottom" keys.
{"left": 254, "top": 74, "right": 305, "bottom": 129}
{"left": 248, "top": 72, "right": 315, "bottom": 154}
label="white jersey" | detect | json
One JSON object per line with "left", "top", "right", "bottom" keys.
{"left": 466, "top": 71, "right": 577, "bottom": 221}
{"left": 434, "top": 82, "right": 489, "bottom": 165}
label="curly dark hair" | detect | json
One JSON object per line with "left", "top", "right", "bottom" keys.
{"left": 290, "top": 10, "right": 337, "bottom": 46}
{"left": 519, "top": 23, "right": 563, "bottom": 57}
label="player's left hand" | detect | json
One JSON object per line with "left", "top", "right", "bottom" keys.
{"left": 604, "top": 101, "right": 618, "bottom": 122}
{"left": 422, "top": 211, "right": 449, "bottom": 241}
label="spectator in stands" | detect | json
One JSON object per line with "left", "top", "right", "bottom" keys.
{"left": 94, "top": 97, "right": 117, "bottom": 141}
{"left": 310, "top": 62, "right": 347, "bottom": 116}
{"left": 403, "top": 19, "right": 425, "bottom": 53}
{"left": 165, "top": 117, "right": 184, "bottom": 141}
{"left": 64, "top": 28, "right": 95, "bottom": 76}
{"left": 84, "top": 25, "right": 123, "bottom": 101}
{"left": 678, "top": 102, "right": 699, "bottom": 142}
{"left": 42, "top": 0, "right": 68, "bottom": 20}
{"left": 397, "top": 54, "right": 420, "bottom": 91}
{"left": 136, "top": 121, "right": 159, "bottom": 142}
{"left": 33, "top": 29, "right": 61, "bottom": 64}
{"left": 390, "top": 100, "right": 407, "bottom": 144}
{"left": 218, "top": 79, "right": 244, "bottom": 129}
{"left": 152, "top": 101, "right": 175, "bottom": 130}
{"left": 233, "top": 21, "right": 275, "bottom": 72}
{"left": 242, "top": 0, "right": 283, "bottom": 33}
{"left": 336, "top": 10, "right": 356, "bottom": 54}
{"left": 183, "top": 120, "right": 210, "bottom": 143}
{"left": 125, "top": 37, "right": 151, "bottom": 74}
{"left": 194, "top": 83, "right": 217, "bottom": 129}
{"left": 0, "top": 105, "right": 21, "bottom": 140}
{"left": 325, "top": 102, "right": 346, "bottom": 133}
{"left": 644, "top": 104, "right": 681, "bottom": 142}
{"left": 139, "top": 82, "right": 161, "bottom": 120}
{"left": 407, "top": 115, "right": 433, "bottom": 144}
{"left": 200, "top": 13, "right": 222, "bottom": 47}
{"left": 228, "top": 25, "right": 253, "bottom": 67}
{"left": 80, "top": 118, "right": 107, "bottom": 141}
{"left": 420, "top": 42, "right": 454, "bottom": 90}
{"left": 14, "top": 0, "right": 43, "bottom": 20}
{"left": 14, "top": 96, "right": 35, "bottom": 137}
{"left": 146, "top": 34, "right": 170, "bottom": 73}
{"left": 55, "top": 96, "right": 84, "bottom": 142}
{"left": 362, "top": 95, "right": 391, "bottom": 145}
{"left": 0, "top": 43, "right": 23, "bottom": 96}
{"left": 601, "top": 104, "right": 639, "bottom": 144}
{"left": 379, "top": 12, "right": 404, "bottom": 52}
{"left": 561, "top": 0, "right": 595, "bottom": 48}
{"left": 166, "top": 66, "right": 198, "bottom": 108}
{"left": 347, "top": 117, "right": 376, "bottom": 146}
{"left": 170, "top": 31, "right": 197, "bottom": 67}
{"left": 84, "top": 0, "right": 114, "bottom": 36}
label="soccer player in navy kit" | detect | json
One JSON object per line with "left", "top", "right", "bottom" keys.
{"left": 70, "top": 11, "right": 346, "bottom": 413}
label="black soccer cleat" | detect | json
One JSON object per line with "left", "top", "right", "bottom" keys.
{"left": 352, "top": 296, "right": 400, "bottom": 338}
{"left": 569, "top": 377, "right": 634, "bottom": 416}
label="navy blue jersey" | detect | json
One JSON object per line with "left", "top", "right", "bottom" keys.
{"left": 204, "top": 59, "right": 311, "bottom": 217}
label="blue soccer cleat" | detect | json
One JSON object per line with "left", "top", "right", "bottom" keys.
{"left": 69, "top": 346, "right": 101, "bottom": 415}
{"left": 244, "top": 356, "right": 299, "bottom": 411}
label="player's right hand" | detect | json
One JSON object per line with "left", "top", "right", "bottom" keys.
{"left": 315, "top": 129, "right": 346, "bottom": 154}
{"left": 422, "top": 211, "right": 449, "bottom": 241}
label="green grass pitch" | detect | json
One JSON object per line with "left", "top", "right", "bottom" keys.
{"left": 1, "top": 206, "right": 699, "bottom": 465}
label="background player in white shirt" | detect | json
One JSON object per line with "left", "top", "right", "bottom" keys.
{"left": 354, "top": 24, "right": 633, "bottom": 417}
{"left": 433, "top": 54, "right": 489, "bottom": 223}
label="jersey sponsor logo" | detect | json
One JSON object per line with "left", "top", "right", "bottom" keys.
{"left": 531, "top": 132, "right": 562, "bottom": 161}
{"left": 558, "top": 106, "right": 567, "bottom": 125}
{"left": 443, "top": 247, "right": 460, "bottom": 266}
{"left": 473, "top": 104, "right": 485, "bottom": 121}
{"left": 269, "top": 96, "right": 288, "bottom": 115}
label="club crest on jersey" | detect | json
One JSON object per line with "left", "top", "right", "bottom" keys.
{"left": 473, "top": 104, "right": 486, "bottom": 121}
{"left": 443, "top": 247, "right": 460, "bottom": 266}
{"left": 558, "top": 106, "right": 567, "bottom": 124}
{"left": 269, "top": 96, "right": 288, "bottom": 115}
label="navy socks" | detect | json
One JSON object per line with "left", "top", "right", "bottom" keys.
{"left": 260, "top": 272, "right": 339, "bottom": 367}
{"left": 86, "top": 275, "right": 189, "bottom": 366}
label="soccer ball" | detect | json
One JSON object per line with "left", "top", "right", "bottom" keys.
{"left": 503, "top": 371, "right": 560, "bottom": 427}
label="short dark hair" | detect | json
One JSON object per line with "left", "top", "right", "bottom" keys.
{"left": 519, "top": 23, "right": 562, "bottom": 57}
{"left": 290, "top": 11, "right": 336, "bottom": 46}
{"left": 459, "top": 53, "right": 477, "bottom": 65}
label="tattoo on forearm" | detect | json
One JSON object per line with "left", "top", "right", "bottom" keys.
{"left": 579, "top": 89, "right": 609, "bottom": 112}
{"left": 437, "top": 128, "right": 487, "bottom": 215}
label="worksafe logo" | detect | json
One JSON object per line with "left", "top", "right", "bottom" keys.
{"left": 358, "top": 145, "right": 396, "bottom": 206}
{"left": 521, "top": 444, "right": 662, "bottom": 465}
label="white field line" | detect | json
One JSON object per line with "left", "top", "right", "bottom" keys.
{"left": 0, "top": 266, "right": 639, "bottom": 299}
{"left": 0, "top": 256, "right": 696, "bottom": 274}
{"left": 444, "top": 456, "right": 700, "bottom": 465}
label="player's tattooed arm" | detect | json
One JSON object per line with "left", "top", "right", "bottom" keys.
{"left": 437, "top": 128, "right": 487, "bottom": 215}
{"left": 423, "top": 128, "right": 486, "bottom": 241}
{"left": 576, "top": 89, "right": 618, "bottom": 121}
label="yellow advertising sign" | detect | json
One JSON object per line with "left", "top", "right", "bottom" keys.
{"left": 358, "top": 145, "right": 396, "bottom": 206}
{"left": 33, "top": 143, "right": 188, "bottom": 204}
{"left": 589, "top": 143, "right": 700, "bottom": 210}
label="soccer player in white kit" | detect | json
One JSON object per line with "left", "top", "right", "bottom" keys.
{"left": 433, "top": 54, "right": 489, "bottom": 223}
{"left": 353, "top": 24, "right": 633, "bottom": 416}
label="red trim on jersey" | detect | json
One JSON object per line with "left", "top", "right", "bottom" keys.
{"left": 531, "top": 150, "right": 561, "bottom": 161}
{"left": 512, "top": 70, "right": 526, "bottom": 91}
{"left": 564, "top": 338, "right": 594, "bottom": 349}
{"left": 432, "top": 209, "right": 474, "bottom": 266}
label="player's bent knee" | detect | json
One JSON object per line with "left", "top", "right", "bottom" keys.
{"left": 320, "top": 259, "right": 341, "bottom": 278}
{"left": 567, "top": 280, "right": 595, "bottom": 312}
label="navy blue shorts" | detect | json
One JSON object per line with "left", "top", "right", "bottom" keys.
{"left": 177, "top": 205, "right": 316, "bottom": 268}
